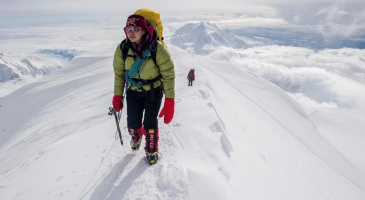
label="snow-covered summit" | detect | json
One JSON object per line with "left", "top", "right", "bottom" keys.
{"left": 170, "top": 22, "right": 246, "bottom": 55}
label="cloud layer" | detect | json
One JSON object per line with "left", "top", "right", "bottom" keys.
{"left": 272, "top": 1, "right": 365, "bottom": 41}
{"left": 210, "top": 46, "right": 365, "bottom": 109}
{"left": 2, "top": 0, "right": 364, "bottom": 42}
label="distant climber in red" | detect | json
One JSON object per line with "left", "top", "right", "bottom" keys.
{"left": 187, "top": 69, "right": 195, "bottom": 86}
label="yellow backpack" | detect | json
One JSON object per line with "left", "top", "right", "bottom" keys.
{"left": 134, "top": 8, "right": 166, "bottom": 47}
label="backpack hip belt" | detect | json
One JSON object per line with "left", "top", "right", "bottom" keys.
{"left": 130, "top": 74, "right": 163, "bottom": 98}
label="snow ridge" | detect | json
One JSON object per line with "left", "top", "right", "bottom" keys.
{"left": 0, "top": 46, "right": 365, "bottom": 199}
{"left": 194, "top": 55, "right": 365, "bottom": 193}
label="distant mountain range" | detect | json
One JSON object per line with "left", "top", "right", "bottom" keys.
{"left": 0, "top": 53, "right": 61, "bottom": 83}
{"left": 170, "top": 22, "right": 246, "bottom": 55}
{"left": 170, "top": 22, "right": 365, "bottom": 52}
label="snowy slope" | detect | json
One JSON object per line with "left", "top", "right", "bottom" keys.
{"left": 307, "top": 107, "right": 365, "bottom": 178}
{"left": 0, "top": 46, "right": 365, "bottom": 200}
{"left": 170, "top": 22, "right": 246, "bottom": 55}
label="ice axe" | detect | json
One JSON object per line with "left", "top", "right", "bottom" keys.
{"left": 108, "top": 107, "right": 123, "bottom": 146}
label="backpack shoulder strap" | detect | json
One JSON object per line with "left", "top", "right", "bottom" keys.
{"left": 120, "top": 39, "right": 130, "bottom": 62}
{"left": 150, "top": 41, "right": 158, "bottom": 68}
{"left": 121, "top": 39, "right": 159, "bottom": 67}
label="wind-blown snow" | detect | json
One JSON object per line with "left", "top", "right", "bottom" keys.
{"left": 0, "top": 43, "right": 365, "bottom": 199}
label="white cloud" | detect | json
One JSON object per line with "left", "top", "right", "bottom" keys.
{"left": 274, "top": 0, "right": 365, "bottom": 39}
{"left": 316, "top": 1, "right": 365, "bottom": 39}
{"left": 1, "top": 0, "right": 364, "bottom": 42}
{"left": 0, "top": 0, "right": 357, "bottom": 17}
{"left": 0, "top": 0, "right": 275, "bottom": 15}
{"left": 288, "top": 92, "right": 338, "bottom": 108}
{"left": 209, "top": 46, "right": 365, "bottom": 109}
{"left": 213, "top": 15, "right": 287, "bottom": 28}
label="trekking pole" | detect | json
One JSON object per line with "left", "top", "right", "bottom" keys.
{"left": 108, "top": 107, "right": 123, "bottom": 146}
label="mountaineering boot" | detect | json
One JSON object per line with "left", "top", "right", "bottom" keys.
{"left": 144, "top": 127, "right": 159, "bottom": 164}
{"left": 145, "top": 150, "right": 159, "bottom": 165}
{"left": 129, "top": 127, "right": 144, "bottom": 151}
{"left": 144, "top": 127, "right": 159, "bottom": 152}
{"left": 130, "top": 137, "right": 142, "bottom": 151}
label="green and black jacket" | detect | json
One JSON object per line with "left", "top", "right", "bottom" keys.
{"left": 113, "top": 32, "right": 175, "bottom": 99}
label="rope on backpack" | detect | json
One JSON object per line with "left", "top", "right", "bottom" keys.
{"left": 125, "top": 47, "right": 151, "bottom": 88}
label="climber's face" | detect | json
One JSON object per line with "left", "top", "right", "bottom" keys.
{"left": 124, "top": 26, "right": 146, "bottom": 44}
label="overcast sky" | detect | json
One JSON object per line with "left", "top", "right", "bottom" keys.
{"left": 0, "top": 0, "right": 275, "bottom": 16}
{"left": 0, "top": 0, "right": 363, "bottom": 20}
{"left": 1, "top": 0, "right": 364, "bottom": 29}
{"left": 0, "top": 0, "right": 364, "bottom": 40}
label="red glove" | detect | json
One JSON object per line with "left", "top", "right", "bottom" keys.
{"left": 158, "top": 98, "right": 175, "bottom": 124}
{"left": 112, "top": 95, "right": 123, "bottom": 112}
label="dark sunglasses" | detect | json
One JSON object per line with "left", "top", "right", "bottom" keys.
{"left": 124, "top": 26, "right": 142, "bottom": 33}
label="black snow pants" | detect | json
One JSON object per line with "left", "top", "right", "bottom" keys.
{"left": 126, "top": 85, "right": 163, "bottom": 152}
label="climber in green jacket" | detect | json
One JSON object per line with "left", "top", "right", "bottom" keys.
{"left": 112, "top": 14, "right": 175, "bottom": 165}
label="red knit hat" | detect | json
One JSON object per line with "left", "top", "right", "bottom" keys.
{"left": 126, "top": 14, "right": 147, "bottom": 28}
